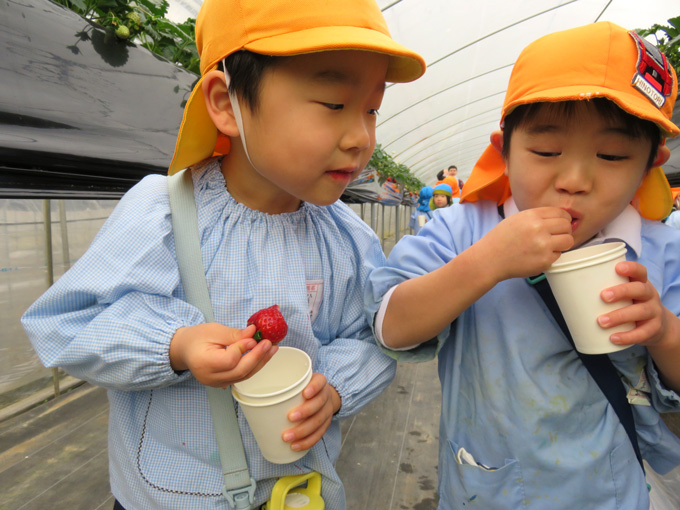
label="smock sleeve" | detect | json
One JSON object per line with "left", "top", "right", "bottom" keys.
{"left": 311, "top": 204, "right": 397, "bottom": 418}
{"left": 365, "top": 207, "right": 470, "bottom": 362}
{"left": 648, "top": 224, "right": 680, "bottom": 411}
{"left": 21, "top": 175, "right": 205, "bottom": 391}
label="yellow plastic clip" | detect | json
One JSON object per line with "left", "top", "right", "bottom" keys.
{"left": 265, "top": 472, "right": 325, "bottom": 510}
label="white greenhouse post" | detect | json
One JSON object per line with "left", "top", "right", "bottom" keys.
{"left": 395, "top": 205, "right": 401, "bottom": 243}
{"left": 370, "top": 203, "right": 376, "bottom": 232}
{"left": 43, "top": 200, "right": 60, "bottom": 398}
{"left": 380, "top": 204, "right": 385, "bottom": 250}
{"left": 58, "top": 200, "right": 70, "bottom": 270}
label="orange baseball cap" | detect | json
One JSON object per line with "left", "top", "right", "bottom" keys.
{"left": 168, "top": 0, "right": 426, "bottom": 175}
{"left": 461, "top": 22, "right": 679, "bottom": 220}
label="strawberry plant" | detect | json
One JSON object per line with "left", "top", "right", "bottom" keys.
{"left": 636, "top": 16, "right": 680, "bottom": 77}
{"left": 53, "top": 0, "right": 199, "bottom": 74}
{"left": 368, "top": 144, "right": 425, "bottom": 194}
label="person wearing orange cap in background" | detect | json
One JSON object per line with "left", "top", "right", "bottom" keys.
{"left": 20, "top": 0, "right": 425, "bottom": 508}
{"left": 366, "top": 22, "right": 680, "bottom": 509}
{"left": 666, "top": 188, "right": 680, "bottom": 229}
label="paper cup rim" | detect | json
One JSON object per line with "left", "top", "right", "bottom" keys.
{"left": 232, "top": 347, "right": 312, "bottom": 401}
{"left": 232, "top": 369, "right": 312, "bottom": 407}
{"left": 546, "top": 242, "right": 627, "bottom": 274}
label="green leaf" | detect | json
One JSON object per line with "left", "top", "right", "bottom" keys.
{"left": 69, "top": 0, "right": 89, "bottom": 12}
{"left": 136, "top": 0, "right": 168, "bottom": 17}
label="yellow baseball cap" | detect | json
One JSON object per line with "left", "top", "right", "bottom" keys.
{"left": 461, "top": 22, "right": 679, "bottom": 220}
{"left": 168, "top": 0, "right": 426, "bottom": 174}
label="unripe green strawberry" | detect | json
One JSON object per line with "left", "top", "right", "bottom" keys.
{"left": 126, "top": 12, "right": 141, "bottom": 27}
{"left": 247, "top": 305, "right": 288, "bottom": 344}
{"left": 115, "top": 25, "right": 130, "bottom": 39}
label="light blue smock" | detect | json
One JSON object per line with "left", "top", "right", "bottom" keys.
{"left": 409, "top": 209, "right": 432, "bottom": 235}
{"left": 22, "top": 159, "right": 396, "bottom": 510}
{"left": 666, "top": 210, "right": 680, "bottom": 229}
{"left": 365, "top": 200, "right": 680, "bottom": 510}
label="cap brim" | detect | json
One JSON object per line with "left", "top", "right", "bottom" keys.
{"left": 504, "top": 85, "right": 680, "bottom": 138}
{"left": 244, "top": 26, "right": 425, "bottom": 83}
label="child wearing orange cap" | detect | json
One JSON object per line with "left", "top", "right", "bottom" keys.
{"left": 367, "top": 22, "right": 680, "bottom": 509}
{"left": 21, "top": 0, "right": 425, "bottom": 508}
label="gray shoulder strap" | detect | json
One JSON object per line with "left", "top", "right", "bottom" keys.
{"left": 167, "top": 169, "right": 256, "bottom": 509}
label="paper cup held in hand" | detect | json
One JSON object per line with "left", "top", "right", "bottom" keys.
{"left": 417, "top": 215, "right": 427, "bottom": 227}
{"left": 232, "top": 346, "right": 313, "bottom": 464}
{"left": 545, "top": 242, "right": 634, "bottom": 354}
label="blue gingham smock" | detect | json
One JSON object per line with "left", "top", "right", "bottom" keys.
{"left": 366, "top": 200, "right": 680, "bottom": 510}
{"left": 21, "top": 158, "right": 396, "bottom": 510}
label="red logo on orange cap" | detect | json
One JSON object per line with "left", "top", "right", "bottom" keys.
{"left": 629, "top": 31, "right": 673, "bottom": 109}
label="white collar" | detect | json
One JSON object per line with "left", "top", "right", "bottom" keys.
{"left": 503, "top": 197, "right": 642, "bottom": 257}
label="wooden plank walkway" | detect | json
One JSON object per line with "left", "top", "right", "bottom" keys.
{"left": 0, "top": 360, "right": 441, "bottom": 510}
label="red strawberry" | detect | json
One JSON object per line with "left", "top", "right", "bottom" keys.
{"left": 247, "top": 305, "right": 288, "bottom": 344}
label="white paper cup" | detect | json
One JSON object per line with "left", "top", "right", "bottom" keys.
{"left": 232, "top": 347, "right": 313, "bottom": 464}
{"left": 417, "top": 215, "right": 427, "bottom": 227}
{"left": 545, "top": 242, "right": 634, "bottom": 354}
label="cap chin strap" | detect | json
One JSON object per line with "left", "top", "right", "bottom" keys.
{"left": 222, "top": 60, "right": 257, "bottom": 171}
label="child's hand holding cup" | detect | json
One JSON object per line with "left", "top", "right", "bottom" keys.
{"left": 545, "top": 242, "right": 634, "bottom": 354}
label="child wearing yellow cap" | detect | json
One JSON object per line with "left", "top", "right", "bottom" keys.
{"left": 366, "top": 22, "right": 680, "bottom": 509}
{"left": 21, "top": 0, "right": 424, "bottom": 508}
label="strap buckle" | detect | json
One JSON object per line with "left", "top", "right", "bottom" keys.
{"left": 224, "top": 478, "right": 257, "bottom": 509}
{"left": 526, "top": 273, "right": 546, "bottom": 285}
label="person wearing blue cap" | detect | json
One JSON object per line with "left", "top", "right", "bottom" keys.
{"left": 429, "top": 183, "right": 454, "bottom": 210}
{"left": 409, "top": 186, "right": 433, "bottom": 234}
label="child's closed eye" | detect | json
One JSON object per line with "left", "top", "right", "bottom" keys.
{"left": 532, "top": 150, "right": 560, "bottom": 157}
{"left": 597, "top": 153, "right": 628, "bottom": 161}
{"left": 322, "top": 103, "right": 344, "bottom": 111}
{"left": 368, "top": 108, "right": 380, "bottom": 116}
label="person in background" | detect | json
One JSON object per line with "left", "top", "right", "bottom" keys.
{"left": 20, "top": 0, "right": 426, "bottom": 508}
{"left": 366, "top": 22, "right": 680, "bottom": 509}
{"left": 665, "top": 188, "right": 680, "bottom": 229}
{"left": 429, "top": 183, "right": 454, "bottom": 210}
{"left": 410, "top": 185, "right": 433, "bottom": 234}
{"left": 448, "top": 165, "right": 465, "bottom": 190}
{"left": 436, "top": 175, "right": 462, "bottom": 203}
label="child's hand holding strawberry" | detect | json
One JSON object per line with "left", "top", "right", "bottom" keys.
{"left": 169, "top": 322, "right": 278, "bottom": 388}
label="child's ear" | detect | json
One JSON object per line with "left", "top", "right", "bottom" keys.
{"left": 652, "top": 142, "right": 671, "bottom": 168}
{"left": 490, "top": 130, "right": 504, "bottom": 154}
{"left": 202, "top": 70, "right": 240, "bottom": 137}
{"left": 489, "top": 130, "right": 507, "bottom": 175}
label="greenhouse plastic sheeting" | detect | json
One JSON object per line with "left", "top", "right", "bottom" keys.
{"left": 342, "top": 167, "right": 409, "bottom": 205}
{"left": 372, "top": 0, "right": 679, "bottom": 186}
{"left": 0, "top": 0, "right": 196, "bottom": 198}
{"left": 2, "top": 0, "right": 678, "bottom": 198}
